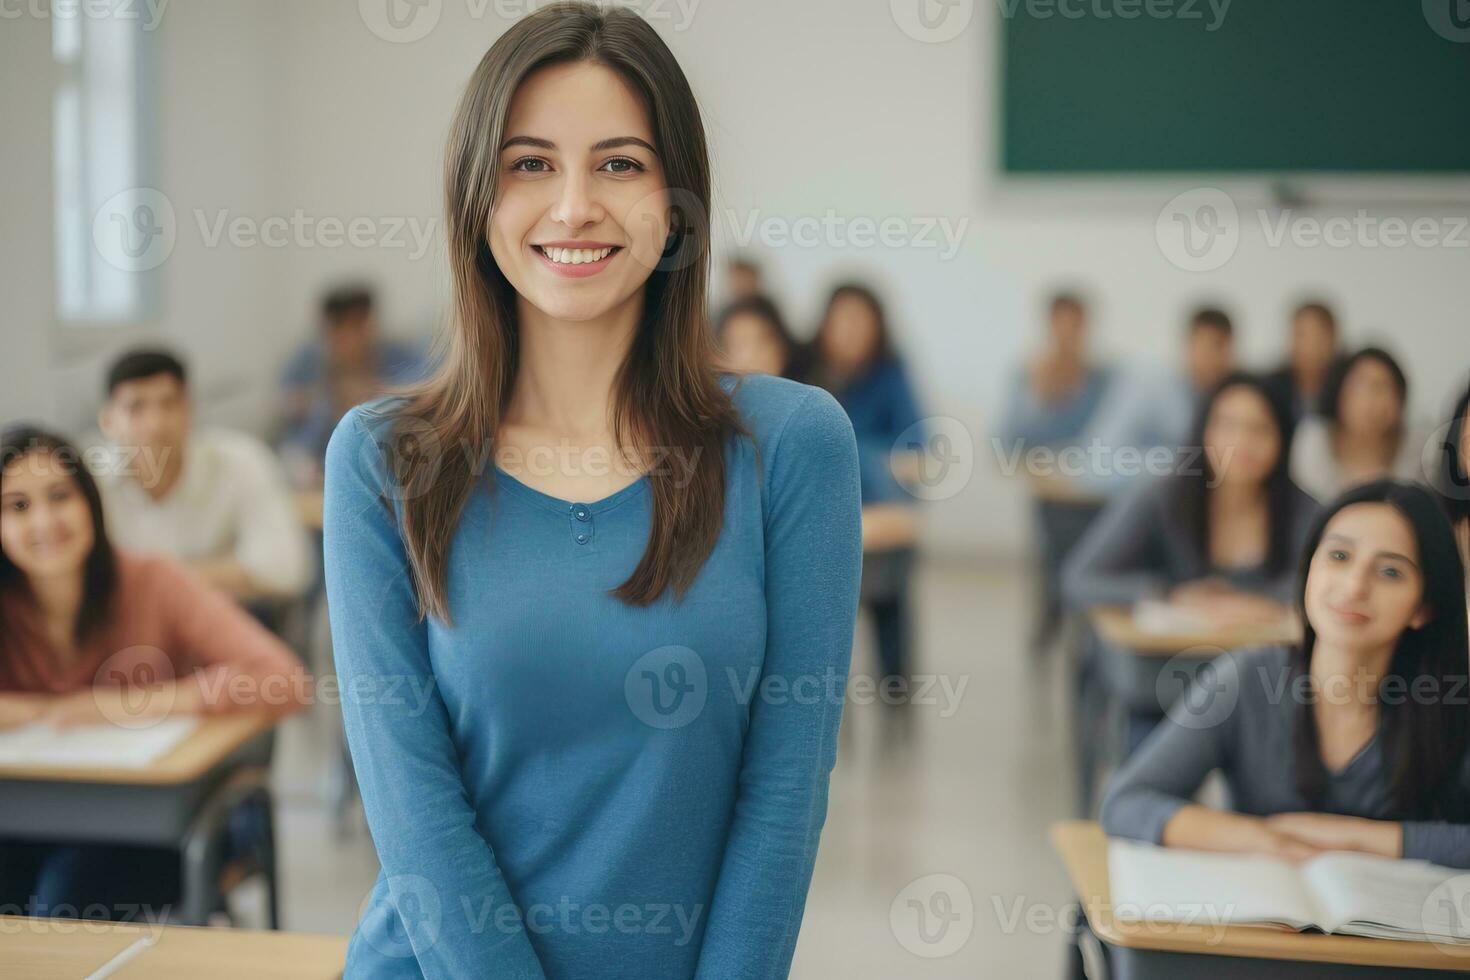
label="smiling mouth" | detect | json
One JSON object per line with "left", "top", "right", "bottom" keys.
{"left": 532, "top": 245, "right": 621, "bottom": 266}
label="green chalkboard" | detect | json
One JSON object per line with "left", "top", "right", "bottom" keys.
{"left": 1001, "top": 1, "right": 1470, "bottom": 173}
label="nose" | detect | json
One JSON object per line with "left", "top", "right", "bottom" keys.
{"left": 1342, "top": 559, "right": 1374, "bottom": 600}
{"left": 548, "top": 169, "right": 604, "bottom": 230}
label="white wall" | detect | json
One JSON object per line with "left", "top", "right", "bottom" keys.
{"left": 3, "top": 0, "right": 1467, "bottom": 555}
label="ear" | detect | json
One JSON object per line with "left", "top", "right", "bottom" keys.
{"left": 97, "top": 404, "right": 114, "bottom": 441}
{"left": 1409, "top": 602, "right": 1432, "bottom": 631}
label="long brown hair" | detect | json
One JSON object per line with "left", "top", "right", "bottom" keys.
{"left": 366, "top": 1, "right": 742, "bottom": 624}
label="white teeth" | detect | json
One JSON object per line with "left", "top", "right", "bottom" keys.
{"left": 541, "top": 246, "right": 614, "bottom": 265}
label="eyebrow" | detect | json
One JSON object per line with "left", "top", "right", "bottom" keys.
{"left": 500, "top": 135, "right": 658, "bottom": 155}
{"left": 1322, "top": 533, "right": 1420, "bottom": 569}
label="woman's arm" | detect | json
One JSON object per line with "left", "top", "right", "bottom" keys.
{"left": 1101, "top": 654, "right": 1249, "bottom": 845}
{"left": 324, "top": 409, "right": 546, "bottom": 980}
{"left": 1061, "top": 479, "right": 1170, "bottom": 609}
{"left": 46, "top": 559, "right": 311, "bottom": 726}
{"left": 159, "top": 557, "right": 312, "bottom": 719}
{"left": 694, "top": 389, "right": 862, "bottom": 980}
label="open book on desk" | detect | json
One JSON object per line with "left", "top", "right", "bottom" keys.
{"left": 0, "top": 716, "right": 199, "bottom": 769}
{"left": 1110, "top": 837, "right": 1470, "bottom": 945}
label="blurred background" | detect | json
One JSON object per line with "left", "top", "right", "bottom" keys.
{"left": 1, "top": 1, "right": 1468, "bottom": 977}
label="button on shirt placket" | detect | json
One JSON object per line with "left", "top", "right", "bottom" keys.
{"left": 570, "top": 502, "right": 593, "bottom": 548}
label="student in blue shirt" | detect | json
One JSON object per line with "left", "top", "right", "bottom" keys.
{"left": 321, "top": 5, "right": 863, "bottom": 979}
{"left": 278, "top": 283, "right": 425, "bottom": 483}
{"left": 995, "top": 291, "right": 1111, "bottom": 451}
{"left": 803, "top": 283, "right": 923, "bottom": 738}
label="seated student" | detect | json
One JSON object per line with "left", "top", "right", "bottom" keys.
{"left": 1291, "top": 346, "right": 1424, "bottom": 504}
{"left": 95, "top": 348, "right": 312, "bottom": 601}
{"left": 1101, "top": 480, "right": 1470, "bottom": 870}
{"left": 0, "top": 427, "right": 310, "bottom": 920}
{"left": 995, "top": 290, "right": 1112, "bottom": 450}
{"left": 278, "top": 284, "right": 424, "bottom": 483}
{"left": 805, "top": 283, "right": 924, "bottom": 733}
{"left": 1064, "top": 373, "right": 1319, "bottom": 624}
{"left": 713, "top": 294, "right": 801, "bottom": 380}
{"left": 1264, "top": 300, "right": 1341, "bottom": 429}
{"left": 1077, "top": 306, "right": 1235, "bottom": 496}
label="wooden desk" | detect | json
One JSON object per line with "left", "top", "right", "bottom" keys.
{"left": 0, "top": 714, "right": 275, "bottom": 787}
{"left": 0, "top": 713, "right": 279, "bottom": 925}
{"left": 1090, "top": 605, "right": 1302, "bottom": 658}
{"left": 1051, "top": 821, "right": 1470, "bottom": 978}
{"left": 0, "top": 916, "right": 346, "bottom": 979}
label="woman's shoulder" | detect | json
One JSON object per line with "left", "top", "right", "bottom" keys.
{"left": 720, "top": 372, "right": 857, "bottom": 489}
{"left": 114, "top": 548, "right": 194, "bottom": 591}
{"left": 324, "top": 395, "right": 415, "bottom": 487}
{"left": 722, "top": 372, "right": 853, "bottom": 446}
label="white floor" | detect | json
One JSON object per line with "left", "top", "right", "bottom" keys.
{"left": 255, "top": 562, "right": 1079, "bottom": 978}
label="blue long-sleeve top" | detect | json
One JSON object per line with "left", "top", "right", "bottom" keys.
{"left": 993, "top": 364, "right": 1112, "bottom": 449}
{"left": 322, "top": 372, "right": 863, "bottom": 979}
{"left": 1101, "top": 646, "right": 1470, "bottom": 869}
{"left": 826, "top": 357, "right": 923, "bottom": 505}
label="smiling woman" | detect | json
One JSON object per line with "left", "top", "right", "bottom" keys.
{"left": 321, "top": 4, "right": 863, "bottom": 980}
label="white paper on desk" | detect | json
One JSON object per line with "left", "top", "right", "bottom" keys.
{"left": 0, "top": 716, "right": 199, "bottom": 769}
{"left": 1109, "top": 838, "right": 1470, "bottom": 944}
{"left": 1131, "top": 598, "right": 1213, "bottom": 635}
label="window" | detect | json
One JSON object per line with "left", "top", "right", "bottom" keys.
{"left": 53, "top": 9, "right": 159, "bottom": 324}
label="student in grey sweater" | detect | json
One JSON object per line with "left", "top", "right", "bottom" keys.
{"left": 1101, "top": 481, "right": 1470, "bottom": 869}
{"left": 1063, "top": 372, "right": 1320, "bottom": 623}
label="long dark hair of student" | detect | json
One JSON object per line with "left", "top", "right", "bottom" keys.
{"left": 0, "top": 425, "right": 119, "bottom": 643}
{"left": 1437, "top": 378, "right": 1470, "bottom": 529}
{"left": 1318, "top": 346, "right": 1409, "bottom": 434}
{"left": 1170, "top": 372, "right": 1299, "bottom": 577}
{"left": 372, "top": 2, "right": 744, "bottom": 622}
{"left": 807, "top": 282, "right": 896, "bottom": 389}
{"left": 1291, "top": 480, "right": 1470, "bottom": 819}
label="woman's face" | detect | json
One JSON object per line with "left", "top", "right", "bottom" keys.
{"left": 0, "top": 450, "right": 95, "bottom": 582}
{"left": 1338, "top": 358, "right": 1403, "bottom": 439}
{"left": 488, "top": 60, "right": 670, "bottom": 324}
{"left": 820, "top": 293, "right": 880, "bottom": 373}
{"left": 719, "top": 313, "right": 787, "bottom": 377}
{"left": 1304, "top": 502, "right": 1428, "bottom": 654}
{"left": 1204, "top": 386, "right": 1281, "bottom": 488}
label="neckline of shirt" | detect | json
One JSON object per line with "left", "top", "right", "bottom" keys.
{"left": 490, "top": 463, "right": 650, "bottom": 516}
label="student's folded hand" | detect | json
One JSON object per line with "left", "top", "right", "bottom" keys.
{"left": 1257, "top": 827, "right": 1325, "bottom": 864}
{"left": 1265, "top": 813, "right": 1403, "bottom": 859}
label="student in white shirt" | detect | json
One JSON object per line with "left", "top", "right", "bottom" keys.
{"left": 95, "top": 349, "right": 312, "bottom": 600}
{"left": 1290, "top": 346, "right": 1424, "bottom": 504}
